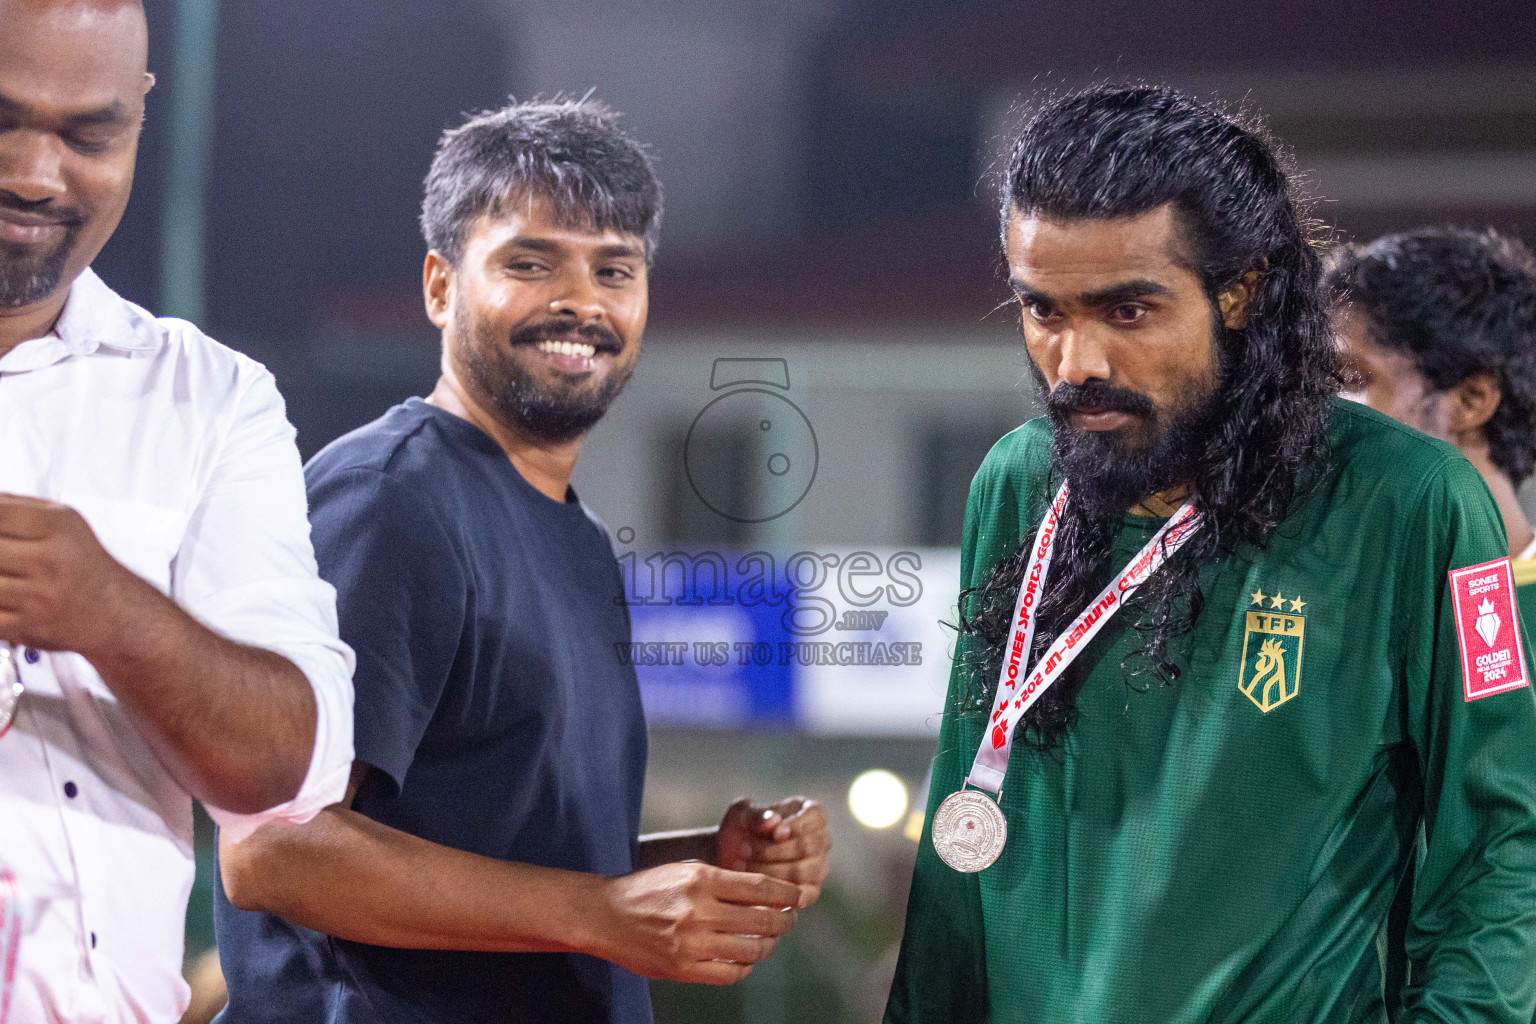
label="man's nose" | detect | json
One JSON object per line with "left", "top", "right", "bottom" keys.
{"left": 0, "top": 131, "right": 69, "bottom": 205}
{"left": 548, "top": 270, "right": 605, "bottom": 323}
{"left": 1054, "top": 327, "right": 1112, "bottom": 387}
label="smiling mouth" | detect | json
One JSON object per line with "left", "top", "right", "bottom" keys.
{"left": 536, "top": 338, "right": 600, "bottom": 360}
{"left": 0, "top": 213, "right": 75, "bottom": 245}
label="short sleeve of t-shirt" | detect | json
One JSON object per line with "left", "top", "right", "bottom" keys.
{"left": 305, "top": 464, "right": 467, "bottom": 792}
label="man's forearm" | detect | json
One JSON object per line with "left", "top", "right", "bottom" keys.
{"left": 223, "top": 796, "right": 807, "bottom": 985}
{"left": 84, "top": 569, "right": 316, "bottom": 814}
{"left": 221, "top": 806, "right": 603, "bottom": 954}
{"left": 0, "top": 494, "right": 318, "bottom": 813}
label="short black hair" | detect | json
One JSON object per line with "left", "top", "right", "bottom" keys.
{"left": 420, "top": 98, "right": 663, "bottom": 265}
{"left": 1325, "top": 227, "right": 1536, "bottom": 485}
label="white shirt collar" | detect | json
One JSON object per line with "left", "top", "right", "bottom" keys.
{"left": 0, "top": 268, "right": 162, "bottom": 374}
{"left": 54, "top": 267, "right": 162, "bottom": 355}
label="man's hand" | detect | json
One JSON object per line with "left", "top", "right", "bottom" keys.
{"left": 0, "top": 494, "right": 143, "bottom": 655}
{"left": 591, "top": 861, "right": 801, "bottom": 985}
{"left": 718, "top": 797, "right": 832, "bottom": 906}
{"left": 0, "top": 492, "right": 316, "bottom": 814}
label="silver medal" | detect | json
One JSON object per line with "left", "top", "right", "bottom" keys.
{"left": 932, "top": 789, "right": 1007, "bottom": 873}
{"left": 0, "top": 646, "right": 23, "bottom": 739}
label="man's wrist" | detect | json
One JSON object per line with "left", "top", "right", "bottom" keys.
{"left": 556, "top": 870, "right": 615, "bottom": 959}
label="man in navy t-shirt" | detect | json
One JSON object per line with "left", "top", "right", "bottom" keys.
{"left": 211, "top": 99, "right": 832, "bottom": 1024}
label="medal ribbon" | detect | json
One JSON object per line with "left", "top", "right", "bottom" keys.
{"left": 965, "top": 481, "right": 1201, "bottom": 793}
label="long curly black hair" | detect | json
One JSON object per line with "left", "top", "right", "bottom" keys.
{"left": 955, "top": 85, "right": 1339, "bottom": 750}
{"left": 1325, "top": 227, "right": 1536, "bottom": 486}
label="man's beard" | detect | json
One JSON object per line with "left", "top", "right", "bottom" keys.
{"left": 457, "top": 306, "right": 634, "bottom": 443}
{"left": 0, "top": 193, "right": 84, "bottom": 308}
{"left": 0, "top": 230, "right": 81, "bottom": 309}
{"left": 1043, "top": 360, "right": 1222, "bottom": 521}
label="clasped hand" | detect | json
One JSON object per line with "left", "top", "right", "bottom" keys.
{"left": 0, "top": 494, "right": 136, "bottom": 654}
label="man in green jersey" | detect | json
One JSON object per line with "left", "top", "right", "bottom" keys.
{"left": 1326, "top": 228, "right": 1536, "bottom": 626}
{"left": 886, "top": 86, "right": 1536, "bottom": 1023}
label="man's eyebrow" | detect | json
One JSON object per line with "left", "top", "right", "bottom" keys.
{"left": 1077, "top": 279, "right": 1170, "bottom": 305}
{"left": 591, "top": 242, "right": 645, "bottom": 260}
{"left": 1009, "top": 278, "right": 1171, "bottom": 305}
{"left": 1008, "top": 277, "right": 1047, "bottom": 301}
{"left": 496, "top": 236, "right": 645, "bottom": 260}
{"left": 63, "top": 102, "right": 130, "bottom": 129}
{"left": 0, "top": 92, "right": 129, "bottom": 128}
{"left": 498, "top": 236, "right": 561, "bottom": 254}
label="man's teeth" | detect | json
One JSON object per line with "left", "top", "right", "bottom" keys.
{"left": 536, "top": 339, "right": 597, "bottom": 359}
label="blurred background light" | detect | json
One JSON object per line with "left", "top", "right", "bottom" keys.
{"left": 848, "top": 770, "right": 909, "bottom": 830}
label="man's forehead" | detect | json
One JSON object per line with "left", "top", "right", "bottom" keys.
{"left": 1006, "top": 206, "right": 1191, "bottom": 292}
{"left": 0, "top": 0, "right": 148, "bottom": 113}
{"left": 469, "top": 196, "right": 645, "bottom": 255}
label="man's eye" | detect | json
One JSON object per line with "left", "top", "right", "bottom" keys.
{"left": 508, "top": 261, "right": 547, "bottom": 273}
{"left": 63, "top": 127, "right": 121, "bottom": 155}
{"left": 64, "top": 134, "right": 112, "bottom": 155}
{"left": 1108, "top": 304, "right": 1147, "bottom": 323}
{"left": 1024, "top": 300, "right": 1055, "bottom": 321}
{"left": 598, "top": 266, "right": 634, "bottom": 282}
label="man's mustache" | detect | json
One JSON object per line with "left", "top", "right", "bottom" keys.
{"left": 1046, "top": 380, "right": 1154, "bottom": 419}
{"left": 0, "top": 190, "right": 84, "bottom": 228}
{"left": 509, "top": 319, "right": 623, "bottom": 355}
{"left": 1050, "top": 380, "right": 1155, "bottom": 420}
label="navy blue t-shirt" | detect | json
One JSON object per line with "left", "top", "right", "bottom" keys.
{"left": 214, "top": 398, "right": 651, "bottom": 1024}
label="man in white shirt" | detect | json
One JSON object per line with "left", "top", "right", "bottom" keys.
{"left": 0, "top": 1, "right": 356, "bottom": 1020}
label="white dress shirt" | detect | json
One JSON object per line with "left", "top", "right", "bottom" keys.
{"left": 0, "top": 269, "right": 355, "bottom": 1023}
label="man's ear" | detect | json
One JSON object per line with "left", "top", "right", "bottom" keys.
{"left": 1447, "top": 371, "right": 1502, "bottom": 437}
{"left": 423, "top": 250, "right": 452, "bottom": 331}
{"left": 1218, "top": 269, "right": 1263, "bottom": 330}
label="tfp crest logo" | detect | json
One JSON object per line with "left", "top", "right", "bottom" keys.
{"left": 1238, "top": 587, "right": 1306, "bottom": 713}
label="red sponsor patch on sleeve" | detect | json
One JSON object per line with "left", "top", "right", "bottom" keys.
{"left": 1449, "top": 557, "right": 1529, "bottom": 701}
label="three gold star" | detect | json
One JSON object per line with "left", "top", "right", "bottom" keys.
{"left": 1249, "top": 585, "right": 1306, "bottom": 614}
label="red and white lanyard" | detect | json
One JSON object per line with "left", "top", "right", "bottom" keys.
{"left": 966, "top": 481, "right": 1202, "bottom": 793}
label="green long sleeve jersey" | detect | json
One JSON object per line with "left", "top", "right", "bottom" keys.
{"left": 886, "top": 400, "right": 1536, "bottom": 1024}
{"left": 1515, "top": 559, "right": 1536, "bottom": 633}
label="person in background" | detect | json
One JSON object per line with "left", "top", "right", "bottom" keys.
{"left": 1328, "top": 226, "right": 1536, "bottom": 621}
{"left": 0, "top": 1, "right": 356, "bottom": 1021}
{"left": 213, "top": 99, "right": 831, "bottom": 1024}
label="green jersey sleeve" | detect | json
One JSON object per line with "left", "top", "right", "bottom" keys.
{"left": 884, "top": 425, "right": 1041, "bottom": 1024}
{"left": 1396, "top": 456, "right": 1536, "bottom": 1022}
